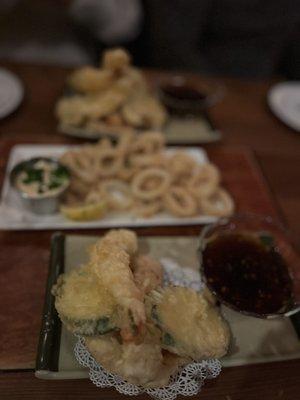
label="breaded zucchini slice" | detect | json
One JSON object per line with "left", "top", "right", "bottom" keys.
{"left": 52, "top": 265, "right": 117, "bottom": 335}
{"left": 146, "top": 286, "right": 230, "bottom": 360}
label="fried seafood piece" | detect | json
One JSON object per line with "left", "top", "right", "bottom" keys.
{"left": 85, "top": 328, "right": 162, "bottom": 387}
{"left": 102, "top": 48, "right": 131, "bottom": 72}
{"left": 199, "top": 187, "right": 234, "bottom": 217}
{"left": 55, "top": 96, "right": 87, "bottom": 126}
{"left": 108, "top": 67, "right": 147, "bottom": 99}
{"left": 132, "top": 199, "right": 163, "bottom": 218}
{"left": 132, "top": 255, "right": 164, "bottom": 295}
{"left": 121, "top": 96, "right": 167, "bottom": 129}
{"left": 130, "top": 131, "right": 166, "bottom": 156}
{"left": 187, "top": 163, "right": 220, "bottom": 198}
{"left": 85, "top": 325, "right": 187, "bottom": 388}
{"left": 83, "top": 90, "right": 127, "bottom": 120}
{"left": 60, "top": 149, "right": 98, "bottom": 185}
{"left": 163, "top": 186, "right": 198, "bottom": 217}
{"left": 147, "top": 287, "right": 230, "bottom": 360}
{"left": 52, "top": 265, "right": 117, "bottom": 336}
{"left": 68, "top": 66, "right": 114, "bottom": 93}
{"left": 129, "top": 152, "right": 167, "bottom": 169}
{"left": 167, "top": 152, "right": 197, "bottom": 183}
{"left": 93, "top": 147, "right": 125, "bottom": 178}
{"left": 97, "top": 229, "right": 138, "bottom": 256}
{"left": 89, "top": 230, "right": 145, "bottom": 339}
{"left": 104, "top": 112, "right": 124, "bottom": 127}
{"left": 56, "top": 89, "right": 126, "bottom": 125}
{"left": 131, "top": 168, "right": 171, "bottom": 201}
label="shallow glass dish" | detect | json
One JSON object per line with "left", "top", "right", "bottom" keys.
{"left": 158, "top": 75, "right": 225, "bottom": 116}
{"left": 198, "top": 213, "right": 300, "bottom": 319}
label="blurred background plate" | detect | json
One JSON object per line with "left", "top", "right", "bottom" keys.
{"left": 0, "top": 68, "right": 24, "bottom": 119}
{"left": 59, "top": 114, "right": 221, "bottom": 144}
{"left": 268, "top": 82, "right": 300, "bottom": 132}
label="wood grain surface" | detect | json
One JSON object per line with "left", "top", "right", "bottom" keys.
{"left": 0, "top": 61, "right": 300, "bottom": 399}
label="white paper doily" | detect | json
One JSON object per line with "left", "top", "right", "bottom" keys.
{"left": 74, "top": 258, "right": 222, "bottom": 399}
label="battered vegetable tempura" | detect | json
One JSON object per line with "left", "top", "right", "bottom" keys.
{"left": 147, "top": 287, "right": 230, "bottom": 360}
{"left": 52, "top": 265, "right": 117, "bottom": 335}
{"left": 85, "top": 324, "right": 187, "bottom": 388}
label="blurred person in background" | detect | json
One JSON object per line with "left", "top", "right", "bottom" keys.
{"left": 0, "top": 0, "right": 299, "bottom": 79}
{"left": 138, "top": 0, "right": 300, "bottom": 79}
{"left": 0, "top": 0, "right": 142, "bottom": 65}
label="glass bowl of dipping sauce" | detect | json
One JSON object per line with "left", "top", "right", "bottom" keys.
{"left": 10, "top": 157, "right": 70, "bottom": 214}
{"left": 158, "top": 75, "right": 225, "bottom": 116}
{"left": 198, "top": 213, "right": 300, "bottom": 319}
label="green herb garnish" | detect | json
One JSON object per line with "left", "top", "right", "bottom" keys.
{"left": 22, "top": 168, "right": 43, "bottom": 184}
{"left": 162, "top": 332, "right": 175, "bottom": 346}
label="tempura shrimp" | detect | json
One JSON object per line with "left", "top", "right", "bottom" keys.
{"left": 90, "top": 230, "right": 145, "bottom": 340}
{"left": 132, "top": 255, "right": 163, "bottom": 295}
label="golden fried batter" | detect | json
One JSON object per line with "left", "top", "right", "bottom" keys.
{"left": 68, "top": 67, "right": 114, "bottom": 93}
{"left": 147, "top": 286, "right": 230, "bottom": 360}
{"left": 52, "top": 265, "right": 117, "bottom": 335}
{"left": 132, "top": 254, "right": 164, "bottom": 295}
{"left": 85, "top": 324, "right": 188, "bottom": 388}
{"left": 102, "top": 48, "right": 131, "bottom": 72}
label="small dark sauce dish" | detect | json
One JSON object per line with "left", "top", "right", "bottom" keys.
{"left": 158, "top": 76, "right": 224, "bottom": 116}
{"left": 198, "top": 214, "right": 300, "bottom": 319}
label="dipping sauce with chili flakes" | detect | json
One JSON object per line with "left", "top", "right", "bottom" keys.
{"left": 202, "top": 232, "right": 294, "bottom": 315}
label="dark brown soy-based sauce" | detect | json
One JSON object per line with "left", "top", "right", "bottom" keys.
{"left": 162, "top": 85, "right": 207, "bottom": 102}
{"left": 202, "top": 233, "right": 293, "bottom": 315}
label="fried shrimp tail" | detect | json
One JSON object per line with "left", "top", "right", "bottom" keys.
{"left": 133, "top": 255, "right": 164, "bottom": 295}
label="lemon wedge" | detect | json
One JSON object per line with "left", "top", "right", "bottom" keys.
{"left": 60, "top": 201, "right": 107, "bottom": 221}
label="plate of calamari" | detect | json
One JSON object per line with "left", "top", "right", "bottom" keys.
{"left": 51, "top": 229, "right": 231, "bottom": 397}
{"left": 56, "top": 48, "right": 167, "bottom": 139}
{"left": 0, "top": 131, "right": 234, "bottom": 230}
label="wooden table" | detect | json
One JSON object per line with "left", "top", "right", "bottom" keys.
{"left": 0, "top": 62, "right": 300, "bottom": 400}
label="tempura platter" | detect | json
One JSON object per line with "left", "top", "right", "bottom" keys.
{"left": 0, "top": 144, "right": 218, "bottom": 230}
{"left": 36, "top": 234, "right": 300, "bottom": 380}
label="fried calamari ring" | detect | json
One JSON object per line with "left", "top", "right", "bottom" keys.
{"left": 133, "top": 199, "right": 163, "bottom": 218}
{"left": 95, "top": 149, "right": 124, "bottom": 178}
{"left": 60, "top": 151, "right": 97, "bottom": 184}
{"left": 131, "top": 168, "right": 171, "bottom": 201}
{"left": 187, "top": 163, "right": 220, "bottom": 198}
{"left": 200, "top": 187, "right": 234, "bottom": 217}
{"left": 168, "top": 152, "right": 197, "bottom": 182}
{"left": 116, "top": 164, "right": 139, "bottom": 182}
{"left": 102, "top": 48, "right": 131, "bottom": 72}
{"left": 129, "top": 152, "right": 166, "bottom": 169}
{"left": 130, "top": 131, "right": 165, "bottom": 156}
{"left": 163, "top": 186, "right": 198, "bottom": 217}
{"left": 68, "top": 67, "right": 114, "bottom": 93}
{"left": 116, "top": 130, "right": 136, "bottom": 156}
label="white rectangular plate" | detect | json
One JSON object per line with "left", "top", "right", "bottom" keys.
{"left": 0, "top": 144, "right": 217, "bottom": 230}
